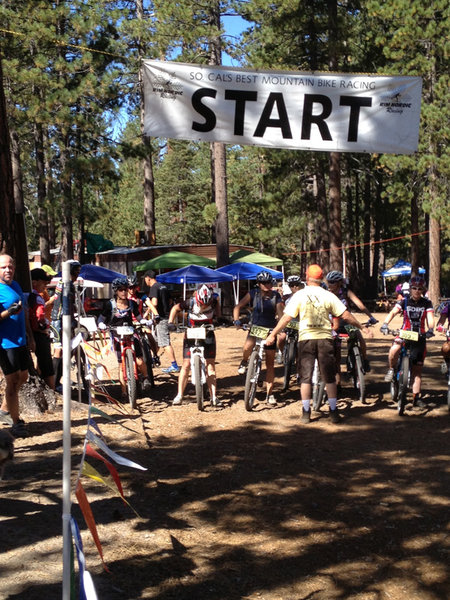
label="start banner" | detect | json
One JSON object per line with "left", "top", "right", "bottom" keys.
{"left": 143, "top": 60, "right": 422, "bottom": 155}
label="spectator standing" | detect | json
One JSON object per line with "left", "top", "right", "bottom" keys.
{"left": 28, "top": 268, "right": 55, "bottom": 389}
{"left": 143, "top": 270, "right": 179, "bottom": 373}
{"left": 0, "top": 254, "right": 34, "bottom": 437}
{"left": 266, "top": 264, "right": 363, "bottom": 423}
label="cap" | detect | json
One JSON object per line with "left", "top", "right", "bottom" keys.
{"left": 41, "top": 264, "right": 57, "bottom": 276}
{"left": 306, "top": 264, "right": 323, "bottom": 280}
{"left": 144, "top": 270, "right": 156, "bottom": 279}
{"left": 30, "top": 267, "right": 52, "bottom": 282}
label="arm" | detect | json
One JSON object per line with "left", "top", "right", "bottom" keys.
{"left": 265, "top": 313, "right": 293, "bottom": 346}
{"left": 168, "top": 303, "right": 182, "bottom": 324}
{"left": 275, "top": 299, "right": 285, "bottom": 321}
{"left": 426, "top": 309, "right": 435, "bottom": 332}
{"left": 340, "top": 309, "right": 363, "bottom": 330}
{"left": 233, "top": 292, "right": 251, "bottom": 324}
{"left": 347, "top": 289, "right": 373, "bottom": 319}
{"left": 381, "top": 304, "right": 402, "bottom": 328}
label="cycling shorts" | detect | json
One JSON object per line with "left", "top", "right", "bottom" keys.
{"left": 394, "top": 337, "right": 427, "bottom": 365}
{"left": 246, "top": 332, "right": 277, "bottom": 351}
{"left": 183, "top": 330, "right": 216, "bottom": 360}
{"left": 298, "top": 338, "right": 336, "bottom": 384}
{"left": 0, "top": 345, "right": 30, "bottom": 376}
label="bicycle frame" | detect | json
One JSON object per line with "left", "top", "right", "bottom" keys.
{"left": 339, "top": 324, "right": 367, "bottom": 402}
{"left": 112, "top": 325, "right": 139, "bottom": 408}
{"left": 282, "top": 321, "right": 299, "bottom": 391}
{"left": 243, "top": 324, "right": 270, "bottom": 411}
{"left": 185, "top": 325, "right": 213, "bottom": 411}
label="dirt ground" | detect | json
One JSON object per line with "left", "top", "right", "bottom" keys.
{"left": 0, "top": 312, "right": 449, "bottom": 600}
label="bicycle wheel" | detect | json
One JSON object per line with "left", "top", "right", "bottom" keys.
{"left": 447, "top": 384, "right": 450, "bottom": 412}
{"left": 397, "top": 355, "right": 409, "bottom": 416}
{"left": 125, "top": 348, "right": 137, "bottom": 409}
{"left": 193, "top": 354, "right": 204, "bottom": 411}
{"left": 352, "top": 348, "right": 366, "bottom": 402}
{"left": 141, "top": 336, "right": 155, "bottom": 388}
{"left": 244, "top": 350, "right": 259, "bottom": 411}
{"left": 390, "top": 378, "right": 399, "bottom": 402}
{"left": 312, "top": 381, "right": 326, "bottom": 412}
{"left": 282, "top": 339, "right": 296, "bottom": 391}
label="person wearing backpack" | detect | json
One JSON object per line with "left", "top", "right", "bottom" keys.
{"left": 233, "top": 271, "right": 284, "bottom": 405}
{"left": 143, "top": 270, "right": 180, "bottom": 373}
{"left": 28, "top": 268, "right": 55, "bottom": 390}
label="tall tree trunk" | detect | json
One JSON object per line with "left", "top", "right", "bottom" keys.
{"left": 314, "top": 157, "right": 329, "bottom": 270}
{"left": 428, "top": 216, "right": 440, "bottom": 307}
{"left": 10, "top": 128, "right": 30, "bottom": 291}
{"left": 0, "top": 56, "right": 16, "bottom": 256}
{"left": 410, "top": 182, "right": 419, "bottom": 275}
{"left": 209, "top": 1, "right": 229, "bottom": 268}
{"left": 328, "top": 0, "right": 342, "bottom": 270}
{"left": 34, "top": 121, "right": 51, "bottom": 265}
{"left": 60, "top": 140, "right": 73, "bottom": 261}
{"left": 137, "top": 0, "right": 156, "bottom": 245}
{"left": 363, "top": 173, "right": 371, "bottom": 282}
{"left": 44, "top": 129, "right": 56, "bottom": 251}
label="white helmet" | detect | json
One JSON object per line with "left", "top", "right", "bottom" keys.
{"left": 196, "top": 284, "right": 212, "bottom": 305}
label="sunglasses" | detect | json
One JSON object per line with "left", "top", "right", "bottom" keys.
{"left": 117, "top": 287, "right": 128, "bottom": 292}
{"left": 410, "top": 286, "right": 422, "bottom": 291}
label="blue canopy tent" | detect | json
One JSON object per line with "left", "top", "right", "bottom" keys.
{"left": 381, "top": 260, "right": 426, "bottom": 293}
{"left": 156, "top": 265, "right": 233, "bottom": 300}
{"left": 216, "top": 262, "right": 283, "bottom": 303}
{"left": 79, "top": 264, "right": 124, "bottom": 283}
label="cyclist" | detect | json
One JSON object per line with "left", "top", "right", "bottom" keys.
{"left": 167, "top": 284, "right": 221, "bottom": 406}
{"left": 128, "top": 274, "right": 159, "bottom": 361}
{"left": 98, "top": 278, "right": 152, "bottom": 397}
{"left": 276, "top": 275, "right": 303, "bottom": 356}
{"left": 435, "top": 301, "right": 449, "bottom": 374}
{"left": 325, "top": 270, "right": 377, "bottom": 375}
{"left": 266, "top": 264, "right": 363, "bottom": 423}
{"left": 381, "top": 275, "right": 434, "bottom": 407}
{"left": 233, "top": 271, "right": 284, "bottom": 405}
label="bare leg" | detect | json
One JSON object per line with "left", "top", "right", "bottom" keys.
{"left": 265, "top": 349, "right": 275, "bottom": 396}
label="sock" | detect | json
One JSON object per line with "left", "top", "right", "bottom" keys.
{"left": 302, "top": 400, "right": 311, "bottom": 411}
{"left": 328, "top": 397, "right": 337, "bottom": 410}
{"left": 172, "top": 361, "right": 178, "bottom": 368}
{"left": 53, "top": 358, "right": 62, "bottom": 386}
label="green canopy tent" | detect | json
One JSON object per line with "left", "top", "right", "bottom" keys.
{"left": 230, "top": 249, "right": 283, "bottom": 268}
{"left": 135, "top": 250, "right": 215, "bottom": 272}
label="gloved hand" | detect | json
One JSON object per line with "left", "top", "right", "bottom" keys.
{"left": 380, "top": 323, "right": 389, "bottom": 335}
{"left": 7, "top": 302, "right": 22, "bottom": 315}
{"left": 368, "top": 316, "right": 378, "bottom": 325}
{"left": 140, "top": 319, "right": 151, "bottom": 326}
{"left": 425, "top": 328, "right": 434, "bottom": 339}
{"left": 234, "top": 319, "right": 241, "bottom": 328}
{"left": 436, "top": 324, "right": 444, "bottom": 333}
{"left": 168, "top": 323, "right": 177, "bottom": 332}
{"left": 98, "top": 322, "right": 107, "bottom": 330}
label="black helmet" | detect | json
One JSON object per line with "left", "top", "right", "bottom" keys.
{"left": 112, "top": 277, "right": 129, "bottom": 293}
{"left": 127, "top": 274, "right": 138, "bottom": 287}
{"left": 67, "top": 259, "right": 81, "bottom": 275}
{"left": 326, "top": 270, "right": 344, "bottom": 284}
{"left": 287, "top": 275, "right": 302, "bottom": 287}
{"left": 256, "top": 271, "right": 274, "bottom": 284}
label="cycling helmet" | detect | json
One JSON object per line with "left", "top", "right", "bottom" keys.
{"left": 256, "top": 271, "right": 274, "bottom": 284}
{"left": 196, "top": 284, "right": 212, "bottom": 305}
{"left": 112, "top": 277, "right": 129, "bottom": 293}
{"left": 127, "top": 274, "right": 138, "bottom": 288}
{"left": 287, "top": 275, "right": 302, "bottom": 287}
{"left": 326, "top": 270, "right": 344, "bottom": 284}
{"left": 67, "top": 259, "right": 81, "bottom": 275}
{"left": 410, "top": 275, "right": 426, "bottom": 290}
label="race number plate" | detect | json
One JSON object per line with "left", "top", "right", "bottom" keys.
{"left": 399, "top": 329, "right": 419, "bottom": 342}
{"left": 250, "top": 325, "right": 270, "bottom": 339}
{"left": 116, "top": 326, "right": 134, "bottom": 336}
{"left": 286, "top": 320, "right": 299, "bottom": 331}
{"left": 186, "top": 327, "right": 207, "bottom": 340}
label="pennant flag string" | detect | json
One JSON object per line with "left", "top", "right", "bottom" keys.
{"left": 86, "top": 430, "right": 148, "bottom": 471}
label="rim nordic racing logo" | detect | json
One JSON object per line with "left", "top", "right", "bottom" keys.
{"left": 150, "top": 73, "right": 183, "bottom": 100}
{"left": 379, "top": 90, "right": 413, "bottom": 115}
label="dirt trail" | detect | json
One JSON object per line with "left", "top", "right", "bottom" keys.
{"left": 0, "top": 314, "right": 449, "bottom": 600}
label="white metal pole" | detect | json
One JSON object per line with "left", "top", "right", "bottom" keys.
{"left": 62, "top": 261, "right": 72, "bottom": 600}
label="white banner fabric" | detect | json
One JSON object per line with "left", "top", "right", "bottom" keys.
{"left": 143, "top": 60, "right": 422, "bottom": 154}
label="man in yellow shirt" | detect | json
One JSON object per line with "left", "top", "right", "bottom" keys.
{"left": 266, "top": 264, "right": 362, "bottom": 424}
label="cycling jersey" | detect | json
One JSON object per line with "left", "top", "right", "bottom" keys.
{"left": 249, "top": 288, "right": 282, "bottom": 328}
{"left": 179, "top": 295, "right": 219, "bottom": 327}
{"left": 101, "top": 299, "right": 141, "bottom": 327}
{"left": 396, "top": 296, "right": 433, "bottom": 334}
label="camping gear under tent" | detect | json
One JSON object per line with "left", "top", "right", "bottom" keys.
{"left": 135, "top": 250, "right": 215, "bottom": 272}
{"left": 216, "top": 262, "right": 283, "bottom": 303}
{"left": 381, "top": 260, "right": 426, "bottom": 293}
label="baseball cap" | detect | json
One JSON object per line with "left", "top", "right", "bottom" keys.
{"left": 30, "top": 267, "right": 52, "bottom": 282}
{"left": 306, "top": 264, "right": 323, "bottom": 280}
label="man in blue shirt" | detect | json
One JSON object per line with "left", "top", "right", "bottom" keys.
{"left": 0, "top": 254, "right": 33, "bottom": 437}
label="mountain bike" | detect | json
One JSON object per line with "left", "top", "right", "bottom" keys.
{"left": 440, "top": 328, "right": 450, "bottom": 411}
{"left": 243, "top": 324, "right": 271, "bottom": 411}
{"left": 111, "top": 324, "right": 140, "bottom": 409}
{"left": 383, "top": 328, "right": 426, "bottom": 416}
{"left": 282, "top": 320, "right": 299, "bottom": 392}
{"left": 134, "top": 322, "right": 156, "bottom": 389}
{"left": 181, "top": 324, "right": 214, "bottom": 411}
{"left": 340, "top": 323, "right": 368, "bottom": 402}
